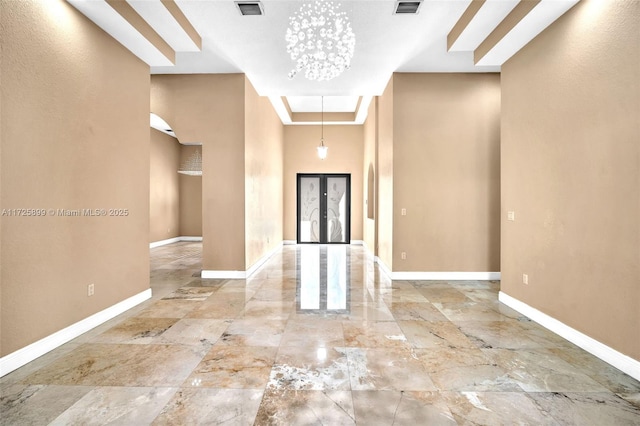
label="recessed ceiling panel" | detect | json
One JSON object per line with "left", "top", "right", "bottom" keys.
{"left": 68, "top": 0, "right": 580, "bottom": 118}
{"left": 287, "top": 96, "right": 360, "bottom": 113}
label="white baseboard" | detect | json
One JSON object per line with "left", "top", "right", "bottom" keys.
{"left": 365, "top": 243, "right": 500, "bottom": 282}
{"left": 246, "top": 243, "right": 283, "bottom": 277}
{"left": 201, "top": 270, "right": 247, "bottom": 279}
{"left": 499, "top": 291, "right": 640, "bottom": 381}
{"left": 363, "top": 241, "right": 373, "bottom": 256}
{"left": 377, "top": 258, "right": 393, "bottom": 279}
{"left": 149, "top": 236, "right": 202, "bottom": 248}
{"left": 0, "top": 289, "right": 152, "bottom": 378}
{"left": 391, "top": 271, "right": 501, "bottom": 281}
{"left": 284, "top": 241, "right": 364, "bottom": 246}
{"left": 150, "top": 237, "right": 181, "bottom": 248}
{"left": 201, "top": 242, "right": 282, "bottom": 280}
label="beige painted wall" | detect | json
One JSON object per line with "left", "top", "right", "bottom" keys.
{"left": 1, "top": 0, "right": 150, "bottom": 355}
{"left": 393, "top": 73, "right": 501, "bottom": 272}
{"left": 151, "top": 74, "right": 246, "bottom": 271}
{"left": 244, "top": 80, "right": 284, "bottom": 267}
{"left": 501, "top": 0, "right": 639, "bottom": 360}
{"left": 283, "top": 125, "right": 364, "bottom": 242}
{"left": 363, "top": 99, "right": 377, "bottom": 254}
{"left": 179, "top": 145, "right": 202, "bottom": 237}
{"left": 377, "top": 81, "right": 395, "bottom": 270}
{"left": 150, "top": 129, "right": 180, "bottom": 242}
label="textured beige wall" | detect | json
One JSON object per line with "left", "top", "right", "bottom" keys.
{"left": 179, "top": 145, "right": 202, "bottom": 237}
{"left": 377, "top": 81, "right": 394, "bottom": 270}
{"left": 393, "top": 73, "right": 501, "bottom": 272}
{"left": 150, "top": 129, "right": 180, "bottom": 242}
{"left": 501, "top": 0, "right": 639, "bottom": 360}
{"left": 244, "top": 80, "right": 284, "bottom": 267}
{"left": 363, "top": 99, "right": 377, "bottom": 254}
{"left": 151, "top": 74, "right": 246, "bottom": 271}
{"left": 1, "top": 0, "right": 150, "bottom": 356}
{"left": 283, "top": 125, "right": 364, "bottom": 241}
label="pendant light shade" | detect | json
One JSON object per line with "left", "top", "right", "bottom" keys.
{"left": 317, "top": 144, "right": 328, "bottom": 160}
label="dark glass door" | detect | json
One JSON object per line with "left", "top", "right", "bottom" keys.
{"left": 297, "top": 174, "right": 350, "bottom": 244}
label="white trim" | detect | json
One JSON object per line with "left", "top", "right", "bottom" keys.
{"left": 150, "top": 237, "right": 181, "bottom": 248}
{"left": 362, "top": 241, "right": 374, "bottom": 257}
{"left": 201, "top": 242, "right": 283, "bottom": 280}
{"left": 391, "top": 271, "right": 501, "bottom": 281}
{"left": 0, "top": 289, "right": 152, "bottom": 378}
{"left": 149, "top": 236, "right": 202, "bottom": 248}
{"left": 246, "top": 243, "right": 282, "bottom": 277}
{"left": 376, "top": 258, "right": 393, "bottom": 280}
{"left": 201, "top": 270, "right": 246, "bottom": 279}
{"left": 499, "top": 291, "right": 640, "bottom": 381}
{"left": 284, "top": 240, "right": 364, "bottom": 246}
{"left": 366, "top": 247, "right": 499, "bottom": 282}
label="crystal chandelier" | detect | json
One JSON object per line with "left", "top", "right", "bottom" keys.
{"left": 286, "top": 0, "right": 356, "bottom": 81}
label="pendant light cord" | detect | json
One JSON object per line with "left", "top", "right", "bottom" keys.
{"left": 321, "top": 96, "right": 324, "bottom": 144}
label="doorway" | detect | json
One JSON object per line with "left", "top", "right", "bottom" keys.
{"left": 297, "top": 174, "right": 351, "bottom": 244}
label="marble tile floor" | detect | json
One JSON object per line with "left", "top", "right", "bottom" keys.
{"left": 1, "top": 242, "right": 639, "bottom": 425}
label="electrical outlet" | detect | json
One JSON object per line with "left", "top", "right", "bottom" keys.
{"left": 522, "top": 274, "right": 528, "bottom": 285}
{"left": 401, "top": 252, "right": 406, "bottom": 260}
{"left": 508, "top": 211, "right": 515, "bottom": 221}
{"left": 88, "top": 283, "right": 95, "bottom": 296}
{"left": 401, "top": 208, "right": 407, "bottom": 216}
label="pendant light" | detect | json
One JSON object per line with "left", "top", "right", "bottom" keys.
{"left": 317, "top": 96, "right": 328, "bottom": 160}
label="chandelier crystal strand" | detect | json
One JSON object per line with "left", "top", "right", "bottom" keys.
{"left": 286, "top": 0, "right": 356, "bottom": 81}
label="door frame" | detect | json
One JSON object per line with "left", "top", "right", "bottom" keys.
{"left": 296, "top": 173, "right": 351, "bottom": 244}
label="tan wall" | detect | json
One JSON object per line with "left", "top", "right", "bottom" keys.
{"left": 393, "top": 73, "right": 501, "bottom": 271}
{"left": 179, "top": 145, "right": 202, "bottom": 237}
{"left": 150, "top": 129, "right": 180, "bottom": 242}
{"left": 151, "top": 74, "right": 246, "bottom": 271}
{"left": 377, "top": 81, "right": 394, "bottom": 269}
{"left": 1, "top": 0, "right": 150, "bottom": 355}
{"left": 244, "top": 80, "right": 284, "bottom": 267}
{"left": 501, "top": 0, "right": 640, "bottom": 360}
{"left": 362, "top": 99, "right": 377, "bottom": 254}
{"left": 283, "top": 125, "right": 364, "bottom": 241}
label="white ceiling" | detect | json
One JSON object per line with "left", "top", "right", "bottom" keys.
{"left": 67, "top": 0, "right": 579, "bottom": 121}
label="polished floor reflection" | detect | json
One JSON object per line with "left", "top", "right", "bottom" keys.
{"left": 297, "top": 245, "right": 350, "bottom": 314}
{"left": 1, "top": 242, "right": 639, "bottom": 425}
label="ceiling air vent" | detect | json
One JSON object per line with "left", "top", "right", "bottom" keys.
{"left": 394, "top": 1, "right": 422, "bottom": 14}
{"left": 235, "top": 1, "right": 264, "bottom": 16}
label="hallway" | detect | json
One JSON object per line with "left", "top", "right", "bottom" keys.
{"left": 1, "top": 242, "right": 639, "bottom": 425}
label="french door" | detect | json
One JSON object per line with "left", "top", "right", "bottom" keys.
{"left": 297, "top": 174, "right": 351, "bottom": 244}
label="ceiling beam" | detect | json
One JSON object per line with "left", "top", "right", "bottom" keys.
{"left": 448, "top": 0, "right": 486, "bottom": 51}
{"left": 160, "top": 0, "right": 202, "bottom": 50}
{"left": 106, "top": 0, "right": 175, "bottom": 64}
{"left": 474, "top": 0, "right": 541, "bottom": 64}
